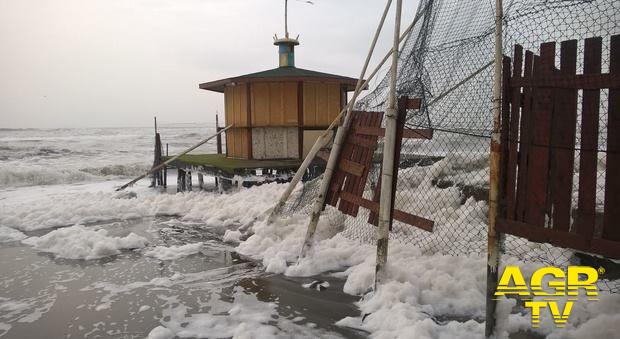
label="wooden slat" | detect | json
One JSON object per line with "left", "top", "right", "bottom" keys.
{"left": 406, "top": 98, "right": 421, "bottom": 109}
{"left": 339, "top": 111, "right": 373, "bottom": 215}
{"left": 402, "top": 128, "right": 434, "bottom": 139}
{"left": 549, "top": 40, "right": 578, "bottom": 232}
{"left": 524, "top": 43, "right": 555, "bottom": 227}
{"left": 350, "top": 111, "right": 383, "bottom": 215}
{"left": 317, "top": 151, "right": 365, "bottom": 177}
{"left": 340, "top": 191, "right": 434, "bottom": 232}
{"left": 576, "top": 37, "right": 602, "bottom": 238}
{"left": 349, "top": 135, "right": 379, "bottom": 149}
{"left": 506, "top": 45, "right": 523, "bottom": 218}
{"left": 353, "top": 126, "right": 433, "bottom": 139}
{"left": 515, "top": 51, "right": 535, "bottom": 221}
{"left": 246, "top": 85, "right": 253, "bottom": 159}
{"left": 509, "top": 73, "right": 620, "bottom": 89}
{"left": 327, "top": 137, "right": 353, "bottom": 206}
{"left": 496, "top": 218, "right": 590, "bottom": 251}
{"left": 338, "top": 112, "right": 367, "bottom": 214}
{"left": 603, "top": 34, "right": 620, "bottom": 242}
{"left": 500, "top": 56, "right": 512, "bottom": 218}
{"left": 589, "top": 238, "right": 620, "bottom": 259}
{"left": 339, "top": 159, "right": 365, "bottom": 177}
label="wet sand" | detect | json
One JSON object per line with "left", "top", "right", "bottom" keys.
{"left": 0, "top": 217, "right": 366, "bottom": 339}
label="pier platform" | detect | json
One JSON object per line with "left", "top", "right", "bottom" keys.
{"left": 160, "top": 153, "right": 325, "bottom": 190}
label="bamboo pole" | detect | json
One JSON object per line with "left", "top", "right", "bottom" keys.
{"left": 298, "top": 0, "right": 395, "bottom": 258}
{"left": 375, "top": 0, "right": 403, "bottom": 288}
{"left": 116, "top": 125, "right": 232, "bottom": 192}
{"left": 297, "top": 1, "right": 434, "bottom": 258}
{"left": 270, "top": 2, "right": 430, "bottom": 222}
{"left": 485, "top": 0, "right": 504, "bottom": 337}
{"left": 269, "top": 0, "right": 394, "bottom": 223}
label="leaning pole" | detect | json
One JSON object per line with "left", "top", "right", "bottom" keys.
{"left": 374, "top": 0, "right": 403, "bottom": 288}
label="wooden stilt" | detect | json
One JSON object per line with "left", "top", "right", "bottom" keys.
{"left": 186, "top": 171, "right": 193, "bottom": 191}
{"left": 198, "top": 173, "right": 204, "bottom": 190}
{"left": 177, "top": 169, "right": 186, "bottom": 192}
{"left": 163, "top": 166, "right": 167, "bottom": 188}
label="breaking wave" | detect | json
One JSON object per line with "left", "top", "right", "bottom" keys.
{"left": 79, "top": 164, "right": 147, "bottom": 177}
{"left": 0, "top": 164, "right": 148, "bottom": 187}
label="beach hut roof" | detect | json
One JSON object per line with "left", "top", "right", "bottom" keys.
{"left": 199, "top": 67, "right": 363, "bottom": 93}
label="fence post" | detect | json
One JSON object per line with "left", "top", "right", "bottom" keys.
{"left": 375, "top": 0, "right": 403, "bottom": 288}
{"left": 298, "top": 0, "right": 396, "bottom": 258}
{"left": 486, "top": 0, "right": 504, "bottom": 337}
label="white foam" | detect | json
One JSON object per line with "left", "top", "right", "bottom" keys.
{"left": 22, "top": 225, "right": 148, "bottom": 260}
{"left": 150, "top": 287, "right": 343, "bottom": 339}
{"left": 143, "top": 242, "right": 203, "bottom": 261}
{"left": 0, "top": 226, "right": 26, "bottom": 243}
{"left": 146, "top": 326, "right": 174, "bottom": 339}
{"left": 1, "top": 181, "right": 285, "bottom": 232}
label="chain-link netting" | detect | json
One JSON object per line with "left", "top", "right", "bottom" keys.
{"left": 279, "top": 0, "right": 619, "bottom": 293}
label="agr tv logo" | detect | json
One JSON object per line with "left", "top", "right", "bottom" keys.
{"left": 494, "top": 266, "right": 601, "bottom": 327}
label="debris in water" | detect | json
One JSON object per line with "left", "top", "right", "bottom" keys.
{"left": 302, "top": 280, "right": 330, "bottom": 291}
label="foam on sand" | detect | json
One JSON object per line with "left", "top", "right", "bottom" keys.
{"left": 0, "top": 226, "right": 26, "bottom": 243}
{"left": 143, "top": 242, "right": 203, "bottom": 261}
{"left": 22, "top": 225, "right": 148, "bottom": 260}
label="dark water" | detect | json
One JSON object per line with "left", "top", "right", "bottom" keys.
{"left": 0, "top": 217, "right": 366, "bottom": 339}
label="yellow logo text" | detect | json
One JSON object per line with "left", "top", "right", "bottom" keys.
{"left": 494, "top": 266, "right": 599, "bottom": 327}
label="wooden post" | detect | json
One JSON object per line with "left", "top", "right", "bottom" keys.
{"left": 486, "top": 0, "right": 504, "bottom": 337}
{"left": 299, "top": 0, "right": 396, "bottom": 258}
{"left": 186, "top": 171, "right": 193, "bottom": 192}
{"left": 116, "top": 126, "right": 232, "bottom": 192}
{"left": 216, "top": 114, "right": 223, "bottom": 154}
{"left": 375, "top": 0, "right": 402, "bottom": 288}
{"left": 163, "top": 143, "right": 168, "bottom": 188}
{"left": 177, "top": 169, "right": 185, "bottom": 192}
{"left": 151, "top": 117, "right": 159, "bottom": 188}
{"left": 198, "top": 173, "right": 204, "bottom": 190}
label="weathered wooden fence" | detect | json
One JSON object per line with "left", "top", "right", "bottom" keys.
{"left": 323, "top": 96, "right": 435, "bottom": 232}
{"left": 497, "top": 35, "right": 620, "bottom": 259}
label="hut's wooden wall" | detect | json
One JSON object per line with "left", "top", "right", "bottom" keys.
{"left": 302, "top": 82, "right": 341, "bottom": 127}
{"left": 251, "top": 82, "right": 298, "bottom": 126}
{"left": 224, "top": 84, "right": 249, "bottom": 127}
{"left": 223, "top": 80, "right": 345, "bottom": 160}
{"left": 226, "top": 128, "right": 250, "bottom": 158}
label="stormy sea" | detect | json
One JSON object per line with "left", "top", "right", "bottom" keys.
{"left": 0, "top": 127, "right": 363, "bottom": 339}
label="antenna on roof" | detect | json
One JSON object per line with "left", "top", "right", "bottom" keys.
{"left": 283, "top": 0, "right": 314, "bottom": 38}
{"left": 275, "top": 0, "right": 312, "bottom": 68}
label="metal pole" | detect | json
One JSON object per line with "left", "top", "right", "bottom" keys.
{"left": 375, "top": 0, "right": 402, "bottom": 288}
{"left": 285, "top": 0, "right": 288, "bottom": 38}
{"left": 299, "top": 0, "right": 396, "bottom": 258}
{"left": 486, "top": 0, "right": 504, "bottom": 337}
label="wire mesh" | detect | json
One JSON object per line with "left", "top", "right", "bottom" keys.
{"left": 278, "top": 0, "right": 619, "bottom": 293}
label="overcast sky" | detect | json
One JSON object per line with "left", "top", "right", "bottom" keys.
{"left": 0, "top": 0, "right": 418, "bottom": 128}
